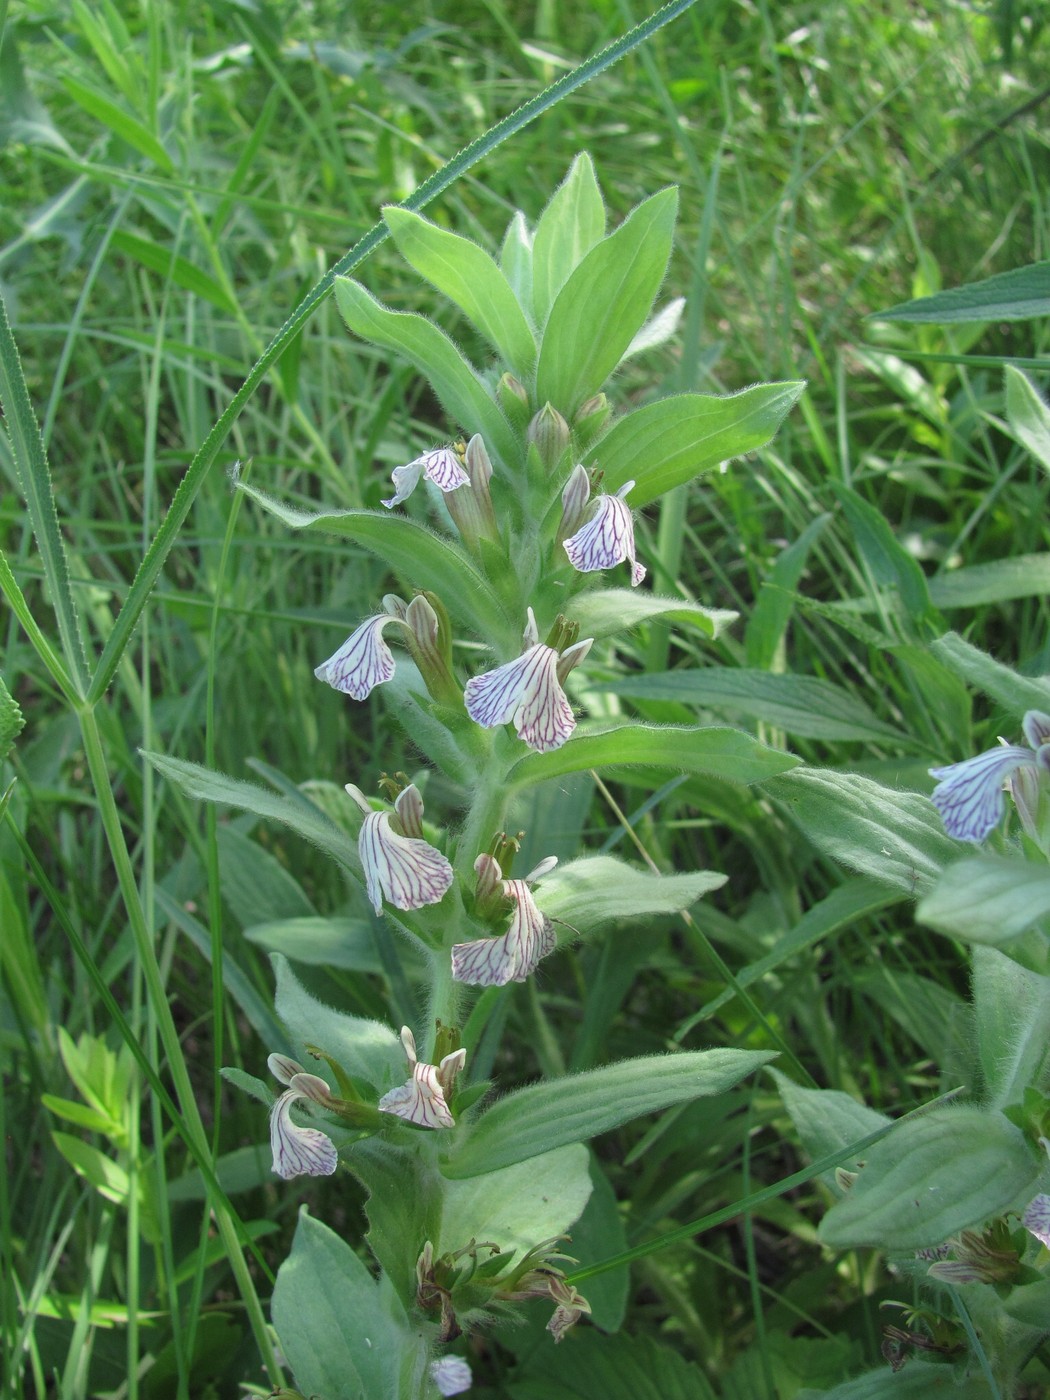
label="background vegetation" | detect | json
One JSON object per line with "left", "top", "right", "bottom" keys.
{"left": 2, "top": 0, "right": 1049, "bottom": 1395}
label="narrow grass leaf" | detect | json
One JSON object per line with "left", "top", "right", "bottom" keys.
{"left": 870, "top": 261, "right": 1050, "bottom": 323}
{"left": 536, "top": 188, "right": 678, "bottom": 415}
{"left": 594, "top": 383, "right": 806, "bottom": 508}
{"left": 745, "top": 514, "right": 831, "bottom": 669}
{"left": 917, "top": 855, "right": 1050, "bottom": 944}
{"left": 530, "top": 151, "right": 606, "bottom": 327}
{"left": 110, "top": 230, "right": 237, "bottom": 314}
{"left": 509, "top": 724, "right": 801, "bottom": 788}
{"left": 832, "top": 482, "right": 934, "bottom": 624}
{"left": 818, "top": 1106, "right": 1040, "bottom": 1250}
{"left": 444, "top": 1048, "right": 774, "bottom": 1177}
{"left": 383, "top": 206, "right": 536, "bottom": 377}
{"left": 60, "top": 75, "right": 174, "bottom": 172}
{"left": 929, "top": 554, "right": 1050, "bottom": 608}
{"left": 1005, "top": 364, "right": 1050, "bottom": 474}
{"left": 600, "top": 669, "right": 909, "bottom": 743}
{"left": 334, "top": 278, "right": 518, "bottom": 467}
{"left": 569, "top": 588, "right": 737, "bottom": 640}
{"left": 930, "top": 633, "right": 1050, "bottom": 715}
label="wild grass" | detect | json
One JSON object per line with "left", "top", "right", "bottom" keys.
{"left": 2, "top": 0, "right": 1049, "bottom": 1395}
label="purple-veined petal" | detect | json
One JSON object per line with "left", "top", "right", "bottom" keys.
{"left": 382, "top": 448, "right": 469, "bottom": 509}
{"left": 314, "top": 615, "right": 403, "bottom": 699}
{"left": 563, "top": 480, "right": 646, "bottom": 587}
{"left": 378, "top": 1060, "right": 455, "bottom": 1128}
{"left": 1023, "top": 1194, "right": 1050, "bottom": 1250}
{"left": 464, "top": 645, "right": 575, "bottom": 752}
{"left": 1023, "top": 711, "right": 1050, "bottom": 749}
{"left": 452, "top": 878, "right": 556, "bottom": 986}
{"left": 430, "top": 1356, "right": 472, "bottom": 1397}
{"left": 359, "top": 811, "right": 453, "bottom": 916}
{"left": 382, "top": 460, "right": 425, "bottom": 509}
{"left": 267, "top": 1052, "right": 304, "bottom": 1086}
{"left": 929, "top": 745, "right": 1036, "bottom": 842}
{"left": 269, "top": 1089, "right": 338, "bottom": 1180}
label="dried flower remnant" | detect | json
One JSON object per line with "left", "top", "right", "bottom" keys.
{"left": 346, "top": 783, "right": 454, "bottom": 915}
{"left": 564, "top": 478, "right": 646, "bottom": 586}
{"left": 378, "top": 1026, "right": 466, "bottom": 1129}
{"left": 452, "top": 855, "right": 558, "bottom": 986}
{"left": 267, "top": 1053, "right": 338, "bottom": 1180}
{"left": 464, "top": 609, "right": 592, "bottom": 753}
{"left": 382, "top": 446, "right": 470, "bottom": 508}
{"left": 929, "top": 709, "right": 1050, "bottom": 842}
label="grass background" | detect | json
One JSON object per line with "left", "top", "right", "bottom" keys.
{"left": 3, "top": 0, "right": 1050, "bottom": 1395}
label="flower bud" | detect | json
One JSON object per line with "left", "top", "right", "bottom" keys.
{"left": 573, "top": 392, "right": 610, "bottom": 449}
{"left": 393, "top": 783, "right": 425, "bottom": 839}
{"left": 403, "top": 593, "right": 461, "bottom": 705}
{"left": 444, "top": 433, "right": 500, "bottom": 550}
{"left": 527, "top": 402, "right": 570, "bottom": 470}
{"left": 557, "top": 464, "right": 591, "bottom": 545}
{"left": 498, "top": 372, "right": 531, "bottom": 433}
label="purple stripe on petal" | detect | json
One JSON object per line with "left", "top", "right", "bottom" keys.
{"left": 1023, "top": 1193, "right": 1050, "bottom": 1249}
{"left": 315, "top": 615, "right": 399, "bottom": 699}
{"left": 452, "top": 878, "right": 555, "bottom": 985}
{"left": 378, "top": 1061, "right": 455, "bottom": 1128}
{"left": 269, "top": 1090, "right": 338, "bottom": 1179}
{"left": 929, "top": 745, "right": 1035, "bottom": 842}
{"left": 422, "top": 448, "right": 470, "bottom": 493}
{"left": 564, "top": 490, "right": 645, "bottom": 586}
{"left": 359, "top": 811, "right": 453, "bottom": 914}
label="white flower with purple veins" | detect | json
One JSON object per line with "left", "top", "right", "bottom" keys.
{"left": 1023, "top": 1194, "right": 1050, "bottom": 1250}
{"left": 346, "top": 784, "right": 454, "bottom": 916}
{"left": 464, "top": 609, "right": 592, "bottom": 753}
{"left": 378, "top": 1026, "right": 466, "bottom": 1129}
{"left": 564, "top": 478, "right": 646, "bottom": 587}
{"left": 453, "top": 856, "right": 558, "bottom": 986}
{"left": 929, "top": 710, "right": 1050, "bottom": 842}
{"left": 429, "top": 1356, "right": 472, "bottom": 1397}
{"left": 383, "top": 446, "right": 469, "bottom": 509}
{"left": 315, "top": 611, "right": 405, "bottom": 700}
{"left": 267, "top": 1053, "right": 339, "bottom": 1180}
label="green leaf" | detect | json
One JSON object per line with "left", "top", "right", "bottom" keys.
{"left": 500, "top": 210, "right": 534, "bottom": 306}
{"left": 818, "top": 1105, "right": 1040, "bottom": 1250}
{"left": 109, "top": 230, "right": 237, "bottom": 315}
{"left": 601, "top": 669, "right": 909, "bottom": 744}
{"left": 764, "top": 768, "right": 963, "bottom": 896}
{"left": 530, "top": 151, "right": 606, "bottom": 327}
{"left": 971, "top": 945, "right": 1050, "bottom": 1109}
{"left": 271, "top": 1210, "right": 416, "bottom": 1400}
{"left": 930, "top": 632, "right": 1050, "bottom": 715}
{"left": 831, "top": 483, "right": 934, "bottom": 624}
{"left": 805, "top": 1361, "right": 993, "bottom": 1399}
{"left": 52, "top": 1132, "right": 129, "bottom": 1205}
{"left": 443, "top": 1048, "right": 774, "bottom": 1177}
{"left": 510, "top": 723, "right": 801, "bottom": 789}
{"left": 334, "top": 277, "right": 519, "bottom": 466}
{"left": 917, "top": 855, "right": 1050, "bottom": 945}
{"left": 509, "top": 1328, "right": 717, "bottom": 1400}
{"left": 772, "top": 1071, "right": 891, "bottom": 1190}
{"left": 568, "top": 588, "right": 738, "bottom": 640}
{"left": 745, "top": 513, "right": 832, "bottom": 669}
{"left": 0, "top": 673, "right": 25, "bottom": 762}
{"left": 536, "top": 188, "right": 678, "bottom": 415}
{"left": 928, "top": 553, "right": 1050, "bottom": 608}
{"left": 244, "top": 916, "right": 384, "bottom": 972}
{"left": 384, "top": 206, "right": 536, "bottom": 377}
{"left": 217, "top": 826, "right": 316, "bottom": 930}
{"left": 440, "top": 1143, "right": 593, "bottom": 1256}
{"left": 539, "top": 855, "right": 725, "bottom": 931}
{"left": 593, "top": 383, "right": 806, "bottom": 509}
{"left": 141, "top": 750, "right": 360, "bottom": 876}
{"left": 273, "top": 955, "right": 402, "bottom": 1093}
{"left": 869, "top": 260, "right": 1050, "bottom": 323}
{"left": 60, "top": 75, "right": 174, "bottom": 172}
{"left": 567, "top": 1155, "right": 629, "bottom": 1333}
{"left": 1005, "top": 364, "right": 1050, "bottom": 474}
{"left": 236, "top": 480, "right": 515, "bottom": 649}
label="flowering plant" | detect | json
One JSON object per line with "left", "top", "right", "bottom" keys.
{"left": 148, "top": 156, "right": 804, "bottom": 1396}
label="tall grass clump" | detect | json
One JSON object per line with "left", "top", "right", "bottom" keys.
{"left": 3, "top": 1, "right": 1050, "bottom": 1397}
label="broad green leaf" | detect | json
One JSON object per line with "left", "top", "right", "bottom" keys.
{"left": 443, "top": 1048, "right": 774, "bottom": 1177}
{"left": 41, "top": 1094, "right": 121, "bottom": 1138}
{"left": 971, "top": 945, "right": 1050, "bottom": 1109}
{"left": 601, "top": 669, "right": 909, "bottom": 744}
{"left": 804, "top": 1361, "right": 993, "bottom": 1399}
{"left": 928, "top": 553, "right": 1050, "bottom": 608}
{"left": 569, "top": 588, "right": 737, "bottom": 640}
{"left": 536, "top": 188, "right": 677, "bottom": 415}
{"left": 594, "top": 383, "right": 806, "bottom": 508}
{"left": 831, "top": 482, "right": 934, "bottom": 624}
{"left": 510, "top": 724, "right": 800, "bottom": 789}
{"left": 818, "top": 1105, "right": 1040, "bottom": 1250}
{"left": 244, "top": 916, "right": 384, "bottom": 973}
{"left": 623, "top": 296, "right": 685, "bottom": 359}
{"left": 60, "top": 76, "right": 174, "bottom": 172}
{"left": 236, "top": 480, "right": 515, "bottom": 649}
{"left": 271, "top": 1210, "right": 415, "bottom": 1400}
{"left": 530, "top": 151, "right": 606, "bottom": 327}
{"left": 273, "top": 955, "right": 402, "bottom": 1093}
{"left": 930, "top": 632, "right": 1050, "bottom": 715}
{"left": 509, "top": 1326, "right": 717, "bottom": 1400}
{"left": 384, "top": 206, "right": 536, "bottom": 377}
{"left": 869, "top": 260, "right": 1050, "bottom": 323}
{"left": 0, "top": 673, "right": 25, "bottom": 762}
{"left": 217, "top": 826, "right": 316, "bottom": 930}
{"left": 440, "top": 1143, "right": 592, "bottom": 1256}
{"left": 142, "top": 751, "right": 360, "bottom": 876}
{"left": 1005, "top": 364, "right": 1050, "bottom": 474}
{"left": 500, "top": 209, "right": 534, "bottom": 306}
{"left": 763, "top": 768, "right": 962, "bottom": 895}
{"left": 745, "top": 513, "right": 832, "bottom": 669}
{"left": 338, "top": 1140, "right": 441, "bottom": 1305}
{"left": 772, "top": 1071, "right": 891, "bottom": 1190}
{"left": 52, "top": 1132, "right": 129, "bottom": 1205}
{"left": 334, "top": 277, "right": 518, "bottom": 466}
{"left": 566, "top": 1155, "right": 629, "bottom": 1332}
{"left": 167, "top": 1143, "right": 273, "bottom": 1201}
{"left": 917, "top": 855, "right": 1050, "bottom": 945}
{"left": 110, "top": 230, "right": 237, "bottom": 315}
{"left": 1003, "top": 1275, "right": 1050, "bottom": 1330}
{"left": 539, "top": 855, "right": 725, "bottom": 931}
